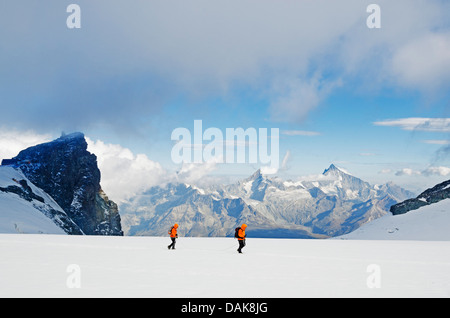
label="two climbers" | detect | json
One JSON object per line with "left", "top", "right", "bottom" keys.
{"left": 167, "top": 223, "right": 248, "bottom": 254}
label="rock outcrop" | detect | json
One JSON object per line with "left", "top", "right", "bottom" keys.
{"left": 390, "top": 179, "right": 450, "bottom": 215}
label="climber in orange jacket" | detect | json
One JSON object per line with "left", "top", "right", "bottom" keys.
{"left": 236, "top": 224, "right": 247, "bottom": 254}
{"left": 168, "top": 223, "right": 178, "bottom": 250}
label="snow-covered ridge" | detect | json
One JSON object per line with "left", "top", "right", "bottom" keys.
{"left": 0, "top": 166, "right": 81, "bottom": 234}
{"left": 339, "top": 198, "right": 450, "bottom": 241}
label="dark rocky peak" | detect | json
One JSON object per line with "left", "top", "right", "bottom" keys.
{"left": 2, "top": 132, "right": 122, "bottom": 236}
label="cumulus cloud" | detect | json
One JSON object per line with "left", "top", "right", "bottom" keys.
{"left": 176, "top": 157, "right": 222, "bottom": 185}
{"left": 0, "top": 129, "right": 51, "bottom": 161}
{"left": 393, "top": 166, "right": 450, "bottom": 177}
{"left": 86, "top": 138, "right": 167, "bottom": 203}
{"left": 422, "top": 166, "right": 450, "bottom": 177}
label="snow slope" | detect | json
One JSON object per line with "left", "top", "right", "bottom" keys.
{"left": 0, "top": 167, "right": 68, "bottom": 234}
{"left": 339, "top": 199, "right": 450, "bottom": 241}
{"left": 0, "top": 234, "right": 449, "bottom": 297}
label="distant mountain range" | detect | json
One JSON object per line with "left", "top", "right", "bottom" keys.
{"left": 120, "top": 164, "right": 415, "bottom": 238}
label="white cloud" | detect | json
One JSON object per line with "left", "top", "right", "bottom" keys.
{"left": 391, "top": 33, "right": 450, "bottom": 91}
{"left": 395, "top": 168, "right": 421, "bottom": 176}
{"left": 423, "top": 140, "right": 450, "bottom": 145}
{"left": 260, "top": 165, "right": 278, "bottom": 175}
{"left": 374, "top": 118, "right": 450, "bottom": 132}
{"left": 422, "top": 166, "right": 450, "bottom": 177}
{"left": 0, "top": 129, "right": 51, "bottom": 161}
{"left": 86, "top": 138, "right": 167, "bottom": 204}
{"left": 260, "top": 149, "right": 290, "bottom": 175}
{"left": 1, "top": 1, "right": 449, "bottom": 128}
{"left": 393, "top": 166, "right": 450, "bottom": 177}
{"left": 281, "top": 130, "right": 322, "bottom": 136}
{"left": 175, "top": 156, "right": 222, "bottom": 186}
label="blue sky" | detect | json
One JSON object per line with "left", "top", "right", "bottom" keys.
{"left": 1, "top": 0, "right": 450, "bottom": 197}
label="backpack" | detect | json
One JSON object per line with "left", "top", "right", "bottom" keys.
{"left": 234, "top": 227, "right": 241, "bottom": 239}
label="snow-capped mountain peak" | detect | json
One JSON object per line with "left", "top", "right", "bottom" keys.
{"left": 323, "top": 164, "right": 351, "bottom": 177}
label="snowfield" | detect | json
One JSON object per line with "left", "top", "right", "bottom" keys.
{"left": 1, "top": 234, "right": 449, "bottom": 298}
{"left": 340, "top": 199, "right": 450, "bottom": 241}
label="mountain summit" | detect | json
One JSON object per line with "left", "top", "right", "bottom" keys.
{"left": 2, "top": 132, "right": 123, "bottom": 235}
{"left": 323, "top": 164, "right": 344, "bottom": 175}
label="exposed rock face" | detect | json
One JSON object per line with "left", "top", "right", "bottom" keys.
{"left": 390, "top": 179, "right": 450, "bottom": 215}
{"left": 0, "top": 179, "right": 45, "bottom": 204}
{"left": 2, "top": 132, "right": 123, "bottom": 235}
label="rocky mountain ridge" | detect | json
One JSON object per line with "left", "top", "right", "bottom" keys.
{"left": 390, "top": 179, "right": 450, "bottom": 215}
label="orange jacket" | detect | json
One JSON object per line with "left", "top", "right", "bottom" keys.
{"left": 169, "top": 224, "right": 178, "bottom": 238}
{"left": 237, "top": 224, "right": 247, "bottom": 240}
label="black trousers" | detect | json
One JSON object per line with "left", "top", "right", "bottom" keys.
{"left": 238, "top": 239, "right": 246, "bottom": 252}
{"left": 168, "top": 237, "right": 176, "bottom": 249}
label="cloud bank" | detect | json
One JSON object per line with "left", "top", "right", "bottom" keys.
{"left": 0, "top": 0, "right": 449, "bottom": 132}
